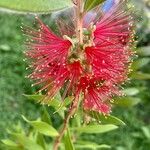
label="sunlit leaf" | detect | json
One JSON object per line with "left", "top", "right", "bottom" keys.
{"left": 73, "top": 124, "right": 118, "bottom": 134}
{"left": 131, "top": 72, "right": 150, "bottom": 80}
{"left": 87, "top": 111, "right": 125, "bottom": 125}
{"left": 63, "top": 128, "right": 75, "bottom": 150}
{"left": 132, "top": 132, "right": 142, "bottom": 138}
{"left": 41, "top": 106, "right": 52, "bottom": 125}
{"left": 0, "top": 44, "right": 11, "bottom": 51}
{"left": 137, "top": 46, "right": 150, "bottom": 56}
{"left": 1, "top": 139, "right": 18, "bottom": 147}
{"left": 84, "top": 0, "right": 105, "bottom": 12}
{"left": 24, "top": 94, "right": 73, "bottom": 109}
{"left": 8, "top": 133, "right": 43, "bottom": 150}
{"left": 22, "top": 115, "right": 59, "bottom": 137}
{"left": 64, "top": 96, "right": 73, "bottom": 106}
{"left": 0, "top": 0, "right": 73, "bottom": 14}
{"left": 113, "top": 97, "right": 141, "bottom": 107}
{"left": 36, "top": 133, "right": 46, "bottom": 150}
{"left": 141, "top": 126, "right": 150, "bottom": 139}
{"left": 75, "top": 143, "right": 110, "bottom": 149}
{"left": 131, "top": 58, "right": 150, "bottom": 71}
{"left": 123, "top": 88, "right": 139, "bottom": 96}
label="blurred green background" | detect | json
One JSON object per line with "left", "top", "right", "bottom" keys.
{"left": 0, "top": 0, "right": 150, "bottom": 150}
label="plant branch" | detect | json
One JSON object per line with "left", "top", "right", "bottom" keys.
{"left": 76, "top": 0, "right": 83, "bottom": 45}
{"left": 53, "top": 1, "right": 84, "bottom": 149}
{"left": 53, "top": 92, "right": 80, "bottom": 150}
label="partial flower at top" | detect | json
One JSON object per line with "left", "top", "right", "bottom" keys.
{"left": 24, "top": 0, "right": 135, "bottom": 114}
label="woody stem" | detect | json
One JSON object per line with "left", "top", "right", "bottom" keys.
{"left": 76, "top": 0, "right": 83, "bottom": 45}
{"left": 53, "top": 94, "right": 79, "bottom": 150}
{"left": 53, "top": 1, "right": 83, "bottom": 150}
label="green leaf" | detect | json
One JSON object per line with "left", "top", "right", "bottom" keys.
{"left": 64, "top": 96, "right": 73, "bottom": 106}
{"left": 41, "top": 106, "right": 52, "bottom": 125}
{"left": 73, "top": 124, "right": 118, "bottom": 134}
{"left": 36, "top": 133, "right": 46, "bottom": 150}
{"left": 22, "top": 115, "right": 59, "bottom": 137}
{"left": 0, "top": 44, "right": 11, "bottom": 51}
{"left": 75, "top": 143, "right": 110, "bottom": 149}
{"left": 141, "top": 126, "right": 150, "bottom": 139}
{"left": 24, "top": 94, "right": 61, "bottom": 109}
{"left": 24, "top": 94, "right": 42, "bottom": 100}
{"left": 131, "top": 72, "right": 150, "bottom": 80}
{"left": 8, "top": 133, "right": 43, "bottom": 150}
{"left": 24, "top": 94, "right": 73, "bottom": 109}
{"left": 131, "top": 58, "right": 150, "bottom": 71}
{"left": 1, "top": 139, "right": 18, "bottom": 147}
{"left": 87, "top": 111, "right": 125, "bottom": 126}
{"left": 84, "top": 0, "right": 105, "bottom": 12}
{"left": 137, "top": 46, "right": 150, "bottom": 56}
{"left": 0, "top": 0, "right": 73, "bottom": 14}
{"left": 123, "top": 88, "right": 139, "bottom": 96}
{"left": 113, "top": 97, "right": 141, "bottom": 107}
{"left": 64, "top": 128, "right": 75, "bottom": 150}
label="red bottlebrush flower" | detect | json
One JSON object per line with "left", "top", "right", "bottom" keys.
{"left": 78, "top": 76, "right": 111, "bottom": 114}
{"left": 25, "top": 1, "right": 134, "bottom": 114}
{"left": 94, "top": 1, "right": 134, "bottom": 45}
{"left": 85, "top": 42, "right": 130, "bottom": 83}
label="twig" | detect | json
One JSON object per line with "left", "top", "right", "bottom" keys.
{"left": 53, "top": 93, "right": 80, "bottom": 150}
{"left": 53, "top": 0, "right": 84, "bottom": 149}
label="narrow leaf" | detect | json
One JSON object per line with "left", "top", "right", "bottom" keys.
{"left": 113, "top": 97, "right": 141, "bottom": 107}
{"left": 84, "top": 0, "right": 105, "bottom": 12}
{"left": 36, "top": 133, "right": 46, "bottom": 150}
{"left": 1, "top": 139, "right": 18, "bottom": 147}
{"left": 137, "top": 46, "right": 150, "bottom": 56}
{"left": 64, "top": 128, "right": 75, "bottom": 150}
{"left": 123, "top": 88, "right": 139, "bottom": 96}
{"left": 141, "top": 126, "right": 150, "bottom": 139}
{"left": 131, "top": 58, "right": 150, "bottom": 71}
{"left": 73, "top": 124, "right": 118, "bottom": 134}
{"left": 0, "top": 0, "right": 72, "bottom": 14}
{"left": 24, "top": 94, "right": 43, "bottom": 101}
{"left": 8, "top": 133, "right": 43, "bottom": 150}
{"left": 22, "top": 115, "right": 59, "bottom": 137}
{"left": 75, "top": 144, "right": 110, "bottom": 149}
{"left": 41, "top": 106, "right": 52, "bottom": 125}
{"left": 76, "top": 141, "right": 111, "bottom": 149}
{"left": 24, "top": 94, "right": 73, "bottom": 109}
{"left": 131, "top": 72, "right": 150, "bottom": 80}
{"left": 87, "top": 111, "right": 125, "bottom": 125}
{"left": 24, "top": 94, "right": 60, "bottom": 109}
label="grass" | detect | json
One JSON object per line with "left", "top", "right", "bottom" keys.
{"left": 0, "top": 13, "right": 38, "bottom": 138}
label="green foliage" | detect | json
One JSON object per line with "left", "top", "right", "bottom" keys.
{"left": 0, "top": 0, "right": 73, "bottom": 14}
{"left": 0, "top": 14, "right": 38, "bottom": 139}
{"left": 24, "top": 94, "right": 73, "bottom": 110}
{"left": 22, "top": 115, "right": 59, "bottom": 137}
{"left": 137, "top": 46, "right": 150, "bottom": 56}
{"left": 84, "top": 0, "right": 105, "bottom": 12}
{"left": 1, "top": 139, "right": 18, "bottom": 147}
{"left": 63, "top": 128, "right": 75, "bottom": 150}
{"left": 1, "top": 108, "right": 118, "bottom": 150}
{"left": 2, "top": 131, "right": 44, "bottom": 150}
{"left": 87, "top": 111, "right": 126, "bottom": 125}
{"left": 113, "top": 97, "right": 141, "bottom": 107}
{"left": 75, "top": 142, "right": 111, "bottom": 150}
{"left": 123, "top": 88, "right": 139, "bottom": 96}
{"left": 131, "top": 72, "right": 150, "bottom": 80}
{"left": 73, "top": 124, "right": 118, "bottom": 134}
{"left": 141, "top": 126, "right": 150, "bottom": 139}
{"left": 131, "top": 58, "right": 150, "bottom": 71}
